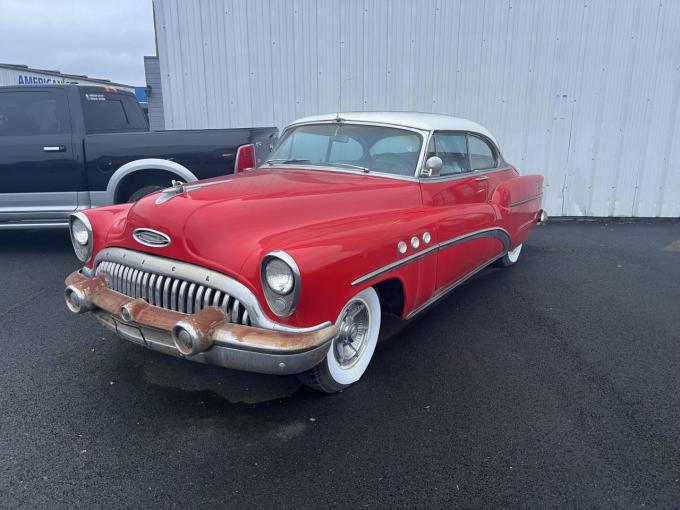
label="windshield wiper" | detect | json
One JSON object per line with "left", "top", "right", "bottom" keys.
{"left": 319, "top": 162, "right": 371, "bottom": 173}
{"left": 264, "top": 158, "right": 311, "bottom": 165}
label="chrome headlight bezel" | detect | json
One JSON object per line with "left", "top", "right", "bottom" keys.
{"left": 68, "top": 212, "right": 93, "bottom": 263}
{"left": 260, "top": 251, "right": 300, "bottom": 318}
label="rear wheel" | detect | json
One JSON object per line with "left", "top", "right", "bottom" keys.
{"left": 495, "top": 243, "right": 523, "bottom": 267}
{"left": 297, "top": 287, "right": 381, "bottom": 393}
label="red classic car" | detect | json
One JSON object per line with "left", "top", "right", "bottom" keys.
{"left": 64, "top": 112, "right": 546, "bottom": 392}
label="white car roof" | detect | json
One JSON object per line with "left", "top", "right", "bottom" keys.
{"left": 289, "top": 111, "right": 498, "bottom": 146}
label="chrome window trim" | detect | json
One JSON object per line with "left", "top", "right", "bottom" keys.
{"left": 265, "top": 121, "right": 430, "bottom": 181}
{"left": 418, "top": 166, "right": 512, "bottom": 184}
{"left": 93, "top": 247, "right": 330, "bottom": 334}
{"left": 351, "top": 227, "right": 511, "bottom": 286}
{"left": 418, "top": 130, "right": 510, "bottom": 183}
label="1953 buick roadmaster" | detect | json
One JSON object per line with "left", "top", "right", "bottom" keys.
{"left": 64, "top": 112, "right": 546, "bottom": 393}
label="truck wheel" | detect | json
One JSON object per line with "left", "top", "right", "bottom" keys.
{"left": 127, "top": 184, "right": 166, "bottom": 202}
{"left": 495, "top": 243, "right": 523, "bottom": 267}
{"left": 297, "top": 287, "right": 381, "bottom": 393}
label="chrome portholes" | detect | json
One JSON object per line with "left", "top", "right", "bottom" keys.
{"left": 398, "top": 232, "right": 429, "bottom": 255}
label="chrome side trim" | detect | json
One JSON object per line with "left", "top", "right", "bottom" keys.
{"left": 509, "top": 194, "right": 543, "bottom": 208}
{"left": 439, "top": 227, "right": 510, "bottom": 252}
{"left": 93, "top": 247, "right": 330, "bottom": 334}
{"left": 351, "top": 227, "right": 510, "bottom": 286}
{"left": 351, "top": 245, "right": 439, "bottom": 286}
{"left": 405, "top": 253, "right": 505, "bottom": 320}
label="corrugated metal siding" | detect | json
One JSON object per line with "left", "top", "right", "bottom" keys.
{"left": 144, "top": 56, "right": 165, "bottom": 130}
{"left": 154, "top": 0, "right": 680, "bottom": 217}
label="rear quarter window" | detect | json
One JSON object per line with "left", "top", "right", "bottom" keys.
{"left": 469, "top": 135, "right": 497, "bottom": 170}
{"left": 80, "top": 90, "right": 147, "bottom": 133}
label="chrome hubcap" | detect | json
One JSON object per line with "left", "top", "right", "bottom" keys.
{"left": 333, "top": 300, "right": 370, "bottom": 368}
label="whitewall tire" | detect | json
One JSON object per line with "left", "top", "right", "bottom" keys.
{"left": 496, "top": 243, "right": 523, "bottom": 267}
{"left": 297, "top": 287, "right": 381, "bottom": 393}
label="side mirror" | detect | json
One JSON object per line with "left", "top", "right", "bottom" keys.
{"left": 420, "top": 156, "right": 443, "bottom": 178}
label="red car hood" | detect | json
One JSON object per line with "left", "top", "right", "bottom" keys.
{"left": 107, "top": 168, "right": 422, "bottom": 278}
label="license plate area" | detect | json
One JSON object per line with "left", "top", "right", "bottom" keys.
{"left": 113, "top": 318, "right": 146, "bottom": 346}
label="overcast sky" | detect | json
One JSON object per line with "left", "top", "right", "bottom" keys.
{"left": 0, "top": 0, "right": 155, "bottom": 86}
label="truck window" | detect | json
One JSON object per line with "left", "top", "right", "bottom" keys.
{"left": 0, "top": 90, "right": 69, "bottom": 136}
{"left": 80, "top": 90, "right": 147, "bottom": 133}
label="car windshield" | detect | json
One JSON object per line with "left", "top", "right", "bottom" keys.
{"left": 266, "top": 123, "right": 423, "bottom": 177}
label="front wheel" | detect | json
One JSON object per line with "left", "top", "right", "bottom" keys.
{"left": 495, "top": 243, "right": 523, "bottom": 267}
{"left": 297, "top": 287, "right": 381, "bottom": 393}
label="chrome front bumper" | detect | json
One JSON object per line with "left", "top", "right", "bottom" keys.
{"left": 64, "top": 271, "right": 336, "bottom": 375}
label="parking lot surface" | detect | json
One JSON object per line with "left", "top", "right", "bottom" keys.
{"left": 1, "top": 221, "right": 679, "bottom": 508}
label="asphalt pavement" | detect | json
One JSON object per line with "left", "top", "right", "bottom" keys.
{"left": 1, "top": 221, "right": 679, "bottom": 509}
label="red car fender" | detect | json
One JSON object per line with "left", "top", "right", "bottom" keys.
{"left": 491, "top": 174, "right": 544, "bottom": 248}
{"left": 79, "top": 205, "right": 131, "bottom": 270}
{"left": 239, "top": 210, "right": 440, "bottom": 327}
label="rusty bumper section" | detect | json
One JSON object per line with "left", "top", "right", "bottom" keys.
{"left": 64, "top": 271, "right": 336, "bottom": 375}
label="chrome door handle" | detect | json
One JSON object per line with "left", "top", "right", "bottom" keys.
{"left": 474, "top": 175, "right": 488, "bottom": 182}
{"left": 43, "top": 146, "right": 66, "bottom": 152}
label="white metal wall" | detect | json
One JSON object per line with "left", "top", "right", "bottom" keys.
{"left": 154, "top": 0, "right": 680, "bottom": 217}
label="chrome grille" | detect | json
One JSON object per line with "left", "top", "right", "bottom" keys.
{"left": 95, "top": 260, "right": 251, "bottom": 326}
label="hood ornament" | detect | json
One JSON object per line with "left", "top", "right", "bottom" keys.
{"left": 171, "top": 179, "right": 185, "bottom": 193}
{"left": 133, "top": 228, "right": 171, "bottom": 248}
{"left": 155, "top": 180, "right": 186, "bottom": 205}
{"left": 154, "top": 178, "right": 234, "bottom": 205}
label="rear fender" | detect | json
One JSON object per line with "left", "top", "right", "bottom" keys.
{"left": 491, "top": 174, "right": 544, "bottom": 247}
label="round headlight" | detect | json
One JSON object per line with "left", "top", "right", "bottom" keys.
{"left": 71, "top": 219, "right": 90, "bottom": 246}
{"left": 265, "top": 258, "right": 294, "bottom": 295}
{"left": 69, "top": 213, "right": 93, "bottom": 263}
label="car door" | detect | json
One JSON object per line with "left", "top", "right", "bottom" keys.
{"left": 0, "top": 88, "right": 80, "bottom": 222}
{"left": 419, "top": 132, "right": 497, "bottom": 291}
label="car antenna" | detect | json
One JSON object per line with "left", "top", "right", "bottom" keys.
{"left": 336, "top": 76, "right": 352, "bottom": 123}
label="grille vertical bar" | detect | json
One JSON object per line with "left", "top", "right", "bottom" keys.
{"left": 95, "top": 260, "right": 251, "bottom": 326}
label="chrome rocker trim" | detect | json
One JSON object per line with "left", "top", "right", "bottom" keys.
{"left": 64, "top": 271, "right": 336, "bottom": 375}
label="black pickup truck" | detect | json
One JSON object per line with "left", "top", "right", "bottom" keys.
{"left": 0, "top": 85, "right": 277, "bottom": 228}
